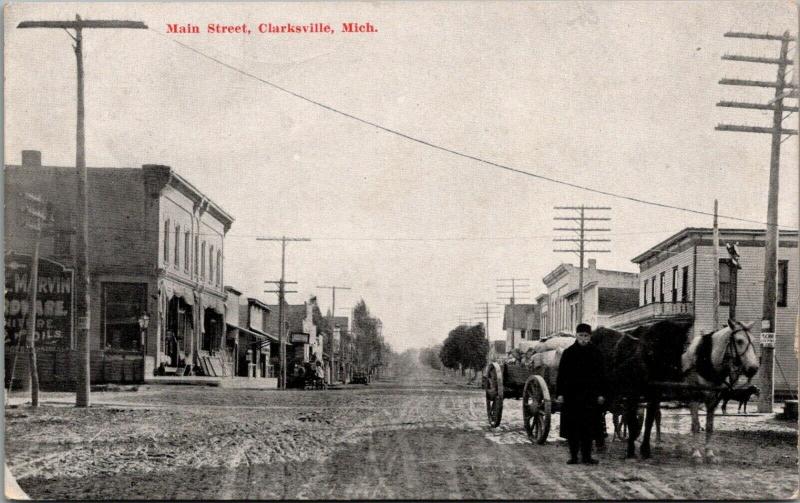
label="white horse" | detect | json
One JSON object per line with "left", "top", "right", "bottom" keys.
{"left": 680, "top": 319, "right": 759, "bottom": 462}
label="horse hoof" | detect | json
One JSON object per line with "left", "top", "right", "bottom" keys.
{"left": 705, "top": 451, "right": 720, "bottom": 464}
{"left": 691, "top": 450, "right": 703, "bottom": 463}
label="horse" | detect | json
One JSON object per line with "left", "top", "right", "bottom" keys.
{"left": 681, "top": 319, "right": 759, "bottom": 462}
{"left": 592, "top": 320, "right": 692, "bottom": 459}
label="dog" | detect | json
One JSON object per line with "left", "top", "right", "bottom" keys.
{"left": 720, "top": 385, "right": 760, "bottom": 414}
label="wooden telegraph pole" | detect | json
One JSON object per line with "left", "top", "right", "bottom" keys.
{"left": 21, "top": 193, "right": 50, "bottom": 407}
{"left": 497, "top": 279, "right": 530, "bottom": 350}
{"left": 712, "top": 200, "right": 720, "bottom": 331}
{"left": 317, "top": 285, "right": 351, "bottom": 384}
{"left": 716, "top": 30, "right": 796, "bottom": 413}
{"left": 553, "top": 206, "right": 611, "bottom": 324}
{"left": 259, "top": 236, "right": 310, "bottom": 389}
{"left": 474, "top": 302, "right": 501, "bottom": 341}
{"left": 17, "top": 16, "right": 148, "bottom": 408}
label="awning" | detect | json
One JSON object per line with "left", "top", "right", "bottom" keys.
{"left": 201, "top": 293, "right": 226, "bottom": 315}
{"left": 161, "top": 281, "right": 195, "bottom": 306}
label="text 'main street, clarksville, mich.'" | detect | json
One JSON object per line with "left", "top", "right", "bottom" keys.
{"left": 166, "top": 22, "right": 378, "bottom": 34}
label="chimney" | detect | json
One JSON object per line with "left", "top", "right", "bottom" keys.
{"left": 21, "top": 150, "right": 41, "bottom": 168}
{"left": 588, "top": 259, "right": 597, "bottom": 270}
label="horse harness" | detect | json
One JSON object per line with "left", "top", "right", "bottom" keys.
{"left": 691, "top": 326, "right": 754, "bottom": 390}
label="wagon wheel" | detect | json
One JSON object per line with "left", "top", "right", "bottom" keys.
{"left": 522, "top": 374, "right": 551, "bottom": 444}
{"left": 484, "top": 363, "right": 504, "bottom": 428}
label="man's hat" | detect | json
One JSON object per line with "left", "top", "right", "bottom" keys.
{"left": 576, "top": 323, "right": 592, "bottom": 334}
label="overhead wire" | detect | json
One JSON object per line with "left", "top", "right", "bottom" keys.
{"left": 145, "top": 29, "right": 794, "bottom": 230}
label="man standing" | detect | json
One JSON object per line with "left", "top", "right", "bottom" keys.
{"left": 556, "top": 323, "right": 606, "bottom": 465}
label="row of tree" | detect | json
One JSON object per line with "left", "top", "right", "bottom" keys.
{"left": 352, "top": 299, "right": 392, "bottom": 375}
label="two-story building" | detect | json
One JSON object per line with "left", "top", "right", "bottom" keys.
{"left": 265, "top": 297, "right": 321, "bottom": 379}
{"left": 331, "top": 315, "right": 350, "bottom": 383}
{"left": 4, "top": 150, "right": 234, "bottom": 387}
{"left": 502, "top": 303, "right": 540, "bottom": 350}
{"left": 540, "top": 259, "right": 639, "bottom": 338}
{"left": 608, "top": 227, "right": 797, "bottom": 396}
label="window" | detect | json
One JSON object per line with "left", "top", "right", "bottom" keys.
{"left": 778, "top": 260, "right": 789, "bottom": 307}
{"left": 659, "top": 271, "right": 665, "bottom": 303}
{"left": 209, "top": 246, "right": 214, "bottom": 282}
{"left": 174, "top": 225, "right": 180, "bottom": 267}
{"left": 719, "top": 260, "right": 733, "bottom": 306}
{"left": 194, "top": 236, "right": 199, "bottom": 275}
{"left": 163, "top": 220, "right": 170, "bottom": 264}
{"left": 671, "top": 267, "right": 678, "bottom": 303}
{"left": 682, "top": 266, "right": 690, "bottom": 302}
{"left": 184, "top": 232, "right": 191, "bottom": 271}
{"left": 216, "top": 250, "right": 222, "bottom": 285}
{"left": 53, "top": 231, "right": 71, "bottom": 257}
{"left": 643, "top": 280, "right": 648, "bottom": 305}
{"left": 102, "top": 283, "right": 147, "bottom": 351}
{"left": 201, "top": 242, "right": 206, "bottom": 279}
{"left": 650, "top": 277, "right": 656, "bottom": 304}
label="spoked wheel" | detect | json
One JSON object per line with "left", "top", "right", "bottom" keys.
{"left": 484, "top": 363, "right": 504, "bottom": 428}
{"left": 522, "top": 374, "right": 551, "bottom": 444}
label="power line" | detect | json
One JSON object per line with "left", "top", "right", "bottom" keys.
{"left": 146, "top": 29, "right": 786, "bottom": 228}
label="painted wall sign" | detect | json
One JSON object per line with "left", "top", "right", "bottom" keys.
{"left": 4, "top": 252, "right": 74, "bottom": 348}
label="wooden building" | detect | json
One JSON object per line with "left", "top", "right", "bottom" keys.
{"left": 609, "top": 227, "right": 797, "bottom": 396}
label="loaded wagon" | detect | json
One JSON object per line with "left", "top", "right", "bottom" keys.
{"left": 484, "top": 336, "right": 574, "bottom": 444}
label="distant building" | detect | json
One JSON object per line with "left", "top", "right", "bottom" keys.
{"left": 487, "top": 340, "right": 507, "bottom": 362}
{"left": 265, "top": 297, "right": 322, "bottom": 380}
{"left": 4, "top": 151, "right": 234, "bottom": 387}
{"left": 540, "top": 259, "right": 639, "bottom": 337}
{"left": 609, "top": 227, "right": 797, "bottom": 396}
{"left": 502, "top": 303, "right": 540, "bottom": 350}
{"left": 331, "top": 315, "right": 350, "bottom": 383}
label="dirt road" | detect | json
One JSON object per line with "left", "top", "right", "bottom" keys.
{"left": 5, "top": 369, "right": 797, "bottom": 499}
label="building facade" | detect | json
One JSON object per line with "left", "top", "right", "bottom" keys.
{"left": 4, "top": 151, "right": 234, "bottom": 387}
{"left": 540, "top": 259, "right": 639, "bottom": 337}
{"left": 608, "top": 227, "right": 797, "bottom": 396}
{"left": 502, "top": 304, "right": 540, "bottom": 350}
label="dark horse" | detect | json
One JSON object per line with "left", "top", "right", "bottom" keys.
{"left": 592, "top": 320, "right": 692, "bottom": 459}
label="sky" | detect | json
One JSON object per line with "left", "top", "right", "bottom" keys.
{"left": 4, "top": 1, "right": 798, "bottom": 352}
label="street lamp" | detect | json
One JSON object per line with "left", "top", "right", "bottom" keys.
{"left": 138, "top": 312, "right": 150, "bottom": 357}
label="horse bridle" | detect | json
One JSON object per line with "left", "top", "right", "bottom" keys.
{"left": 722, "top": 325, "right": 755, "bottom": 389}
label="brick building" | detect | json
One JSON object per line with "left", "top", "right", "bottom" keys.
{"left": 609, "top": 227, "right": 798, "bottom": 396}
{"left": 4, "top": 151, "right": 234, "bottom": 387}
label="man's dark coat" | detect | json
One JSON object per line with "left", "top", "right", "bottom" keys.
{"left": 556, "top": 341, "right": 607, "bottom": 440}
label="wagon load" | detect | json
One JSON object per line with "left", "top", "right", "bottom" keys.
{"left": 532, "top": 336, "right": 575, "bottom": 354}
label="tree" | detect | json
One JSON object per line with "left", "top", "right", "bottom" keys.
{"left": 352, "top": 299, "right": 393, "bottom": 376}
{"left": 439, "top": 324, "right": 488, "bottom": 376}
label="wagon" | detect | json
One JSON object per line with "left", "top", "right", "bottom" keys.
{"left": 484, "top": 359, "right": 558, "bottom": 444}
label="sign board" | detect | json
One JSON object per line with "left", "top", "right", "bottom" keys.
{"left": 291, "top": 333, "right": 310, "bottom": 344}
{"left": 761, "top": 319, "right": 771, "bottom": 331}
{"left": 4, "top": 252, "right": 74, "bottom": 348}
{"left": 760, "top": 332, "right": 776, "bottom": 348}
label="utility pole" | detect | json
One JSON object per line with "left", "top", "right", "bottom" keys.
{"left": 18, "top": 16, "right": 148, "bottom": 408}
{"left": 553, "top": 206, "right": 611, "bottom": 325}
{"left": 473, "top": 302, "right": 501, "bottom": 341}
{"left": 21, "top": 193, "right": 51, "bottom": 407}
{"left": 716, "top": 30, "right": 796, "bottom": 413}
{"left": 712, "top": 200, "right": 720, "bottom": 331}
{"left": 317, "top": 285, "right": 351, "bottom": 384}
{"left": 258, "top": 236, "right": 310, "bottom": 389}
{"left": 497, "top": 278, "right": 530, "bottom": 350}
